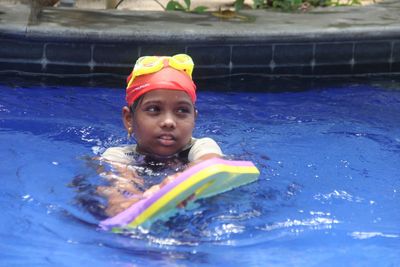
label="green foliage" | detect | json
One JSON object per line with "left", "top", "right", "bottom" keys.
{"left": 231, "top": 0, "right": 361, "bottom": 11}
{"left": 163, "top": 0, "right": 362, "bottom": 13}
{"left": 252, "top": 0, "right": 266, "bottom": 9}
{"left": 166, "top": 0, "right": 185, "bottom": 11}
{"left": 307, "top": 0, "right": 333, "bottom": 6}
{"left": 234, "top": 0, "right": 245, "bottom": 11}
{"left": 330, "top": 0, "right": 362, "bottom": 6}
{"left": 270, "top": 0, "right": 302, "bottom": 10}
{"left": 165, "top": 0, "right": 208, "bottom": 13}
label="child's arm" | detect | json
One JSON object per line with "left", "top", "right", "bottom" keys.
{"left": 96, "top": 159, "right": 146, "bottom": 216}
{"left": 99, "top": 138, "right": 223, "bottom": 216}
{"left": 188, "top": 152, "right": 222, "bottom": 167}
{"left": 99, "top": 153, "right": 221, "bottom": 216}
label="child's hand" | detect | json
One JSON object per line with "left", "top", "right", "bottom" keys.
{"left": 97, "top": 186, "right": 142, "bottom": 216}
{"left": 104, "top": 162, "right": 144, "bottom": 187}
{"left": 160, "top": 172, "right": 181, "bottom": 187}
{"left": 142, "top": 184, "right": 161, "bottom": 198}
{"left": 105, "top": 195, "right": 141, "bottom": 216}
{"left": 142, "top": 173, "right": 180, "bottom": 198}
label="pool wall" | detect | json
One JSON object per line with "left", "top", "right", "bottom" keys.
{"left": 0, "top": 1, "right": 400, "bottom": 80}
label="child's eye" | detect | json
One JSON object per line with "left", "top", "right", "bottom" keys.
{"left": 145, "top": 106, "right": 160, "bottom": 113}
{"left": 176, "top": 107, "right": 191, "bottom": 114}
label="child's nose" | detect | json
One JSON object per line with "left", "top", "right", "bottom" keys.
{"left": 160, "top": 114, "right": 176, "bottom": 129}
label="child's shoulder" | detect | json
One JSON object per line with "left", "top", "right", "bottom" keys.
{"left": 101, "top": 144, "right": 137, "bottom": 164}
{"left": 191, "top": 137, "right": 220, "bottom": 148}
{"left": 189, "top": 137, "right": 223, "bottom": 162}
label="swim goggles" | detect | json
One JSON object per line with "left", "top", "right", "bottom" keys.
{"left": 127, "top": 54, "right": 194, "bottom": 88}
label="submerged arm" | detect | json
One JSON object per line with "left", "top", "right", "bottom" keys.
{"left": 96, "top": 160, "right": 146, "bottom": 216}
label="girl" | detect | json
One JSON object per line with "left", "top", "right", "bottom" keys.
{"left": 98, "top": 54, "right": 223, "bottom": 216}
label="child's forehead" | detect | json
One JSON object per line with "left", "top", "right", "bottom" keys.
{"left": 141, "top": 89, "right": 193, "bottom": 103}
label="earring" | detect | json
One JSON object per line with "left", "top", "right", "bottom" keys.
{"left": 127, "top": 127, "right": 133, "bottom": 139}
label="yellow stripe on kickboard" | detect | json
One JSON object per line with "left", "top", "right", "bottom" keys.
{"left": 127, "top": 164, "right": 259, "bottom": 228}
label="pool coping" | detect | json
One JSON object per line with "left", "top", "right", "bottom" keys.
{"left": 0, "top": 1, "right": 400, "bottom": 81}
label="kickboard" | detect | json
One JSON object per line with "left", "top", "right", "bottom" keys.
{"left": 99, "top": 158, "right": 260, "bottom": 231}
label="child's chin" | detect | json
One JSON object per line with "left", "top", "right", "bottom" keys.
{"left": 153, "top": 149, "right": 179, "bottom": 159}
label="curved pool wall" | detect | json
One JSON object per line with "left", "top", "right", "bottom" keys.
{"left": 0, "top": 1, "right": 400, "bottom": 86}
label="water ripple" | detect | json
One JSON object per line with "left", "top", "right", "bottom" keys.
{"left": 314, "top": 190, "right": 364, "bottom": 203}
{"left": 350, "top": 231, "right": 399, "bottom": 240}
{"left": 258, "top": 216, "right": 340, "bottom": 232}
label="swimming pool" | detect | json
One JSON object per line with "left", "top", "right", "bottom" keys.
{"left": 1, "top": 75, "right": 399, "bottom": 266}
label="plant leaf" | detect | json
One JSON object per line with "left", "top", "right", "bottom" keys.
{"left": 184, "top": 0, "right": 191, "bottom": 10}
{"left": 253, "top": 0, "right": 264, "bottom": 9}
{"left": 166, "top": 0, "right": 185, "bottom": 11}
{"left": 234, "top": 0, "right": 245, "bottom": 11}
{"left": 192, "top": 6, "right": 208, "bottom": 13}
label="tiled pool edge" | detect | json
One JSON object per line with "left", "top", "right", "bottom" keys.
{"left": 1, "top": 2, "right": 400, "bottom": 80}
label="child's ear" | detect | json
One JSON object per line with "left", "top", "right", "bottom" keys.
{"left": 194, "top": 108, "right": 198, "bottom": 120}
{"left": 122, "top": 106, "right": 133, "bottom": 130}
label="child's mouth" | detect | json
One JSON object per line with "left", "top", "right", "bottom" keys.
{"left": 158, "top": 135, "right": 176, "bottom": 146}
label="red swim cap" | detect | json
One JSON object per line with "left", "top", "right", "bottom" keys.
{"left": 125, "top": 67, "right": 197, "bottom": 106}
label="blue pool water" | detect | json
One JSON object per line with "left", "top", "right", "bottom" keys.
{"left": 0, "top": 76, "right": 400, "bottom": 266}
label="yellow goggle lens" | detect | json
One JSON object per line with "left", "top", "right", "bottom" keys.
{"left": 127, "top": 54, "right": 194, "bottom": 88}
{"left": 169, "top": 54, "right": 194, "bottom": 77}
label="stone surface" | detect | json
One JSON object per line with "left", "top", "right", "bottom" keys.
{"left": 0, "top": 0, "right": 399, "bottom": 77}
{"left": 0, "top": 1, "right": 399, "bottom": 42}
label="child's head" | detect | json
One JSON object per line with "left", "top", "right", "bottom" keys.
{"left": 122, "top": 54, "right": 198, "bottom": 158}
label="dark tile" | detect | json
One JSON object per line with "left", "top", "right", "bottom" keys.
{"left": 392, "top": 62, "right": 400, "bottom": 72}
{"left": 229, "top": 75, "right": 314, "bottom": 92}
{"left": 0, "top": 39, "right": 43, "bottom": 60}
{"left": 187, "top": 46, "right": 230, "bottom": 66}
{"left": 274, "top": 44, "right": 313, "bottom": 65}
{"left": 140, "top": 45, "right": 186, "bottom": 57}
{"left": 315, "top": 43, "right": 353, "bottom": 64}
{"left": 354, "top": 41, "right": 391, "bottom": 63}
{"left": 45, "top": 63, "right": 91, "bottom": 74}
{"left": 193, "top": 66, "right": 230, "bottom": 78}
{"left": 353, "top": 63, "right": 390, "bottom": 74}
{"left": 229, "top": 74, "right": 272, "bottom": 91}
{"left": 93, "top": 65, "right": 131, "bottom": 76}
{"left": 393, "top": 41, "right": 400, "bottom": 64}
{"left": 231, "top": 66, "right": 272, "bottom": 75}
{"left": 391, "top": 41, "right": 400, "bottom": 72}
{"left": 232, "top": 45, "right": 272, "bottom": 65}
{"left": 195, "top": 77, "right": 230, "bottom": 91}
{"left": 46, "top": 43, "right": 91, "bottom": 63}
{"left": 313, "top": 64, "right": 352, "bottom": 75}
{"left": 273, "top": 65, "right": 313, "bottom": 75}
{"left": 0, "top": 61, "right": 43, "bottom": 73}
{"left": 257, "top": 76, "right": 314, "bottom": 92}
{"left": 93, "top": 44, "right": 139, "bottom": 65}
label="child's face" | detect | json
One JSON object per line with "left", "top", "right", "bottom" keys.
{"left": 125, "top": 89, "right": 196, "bottom": 158}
